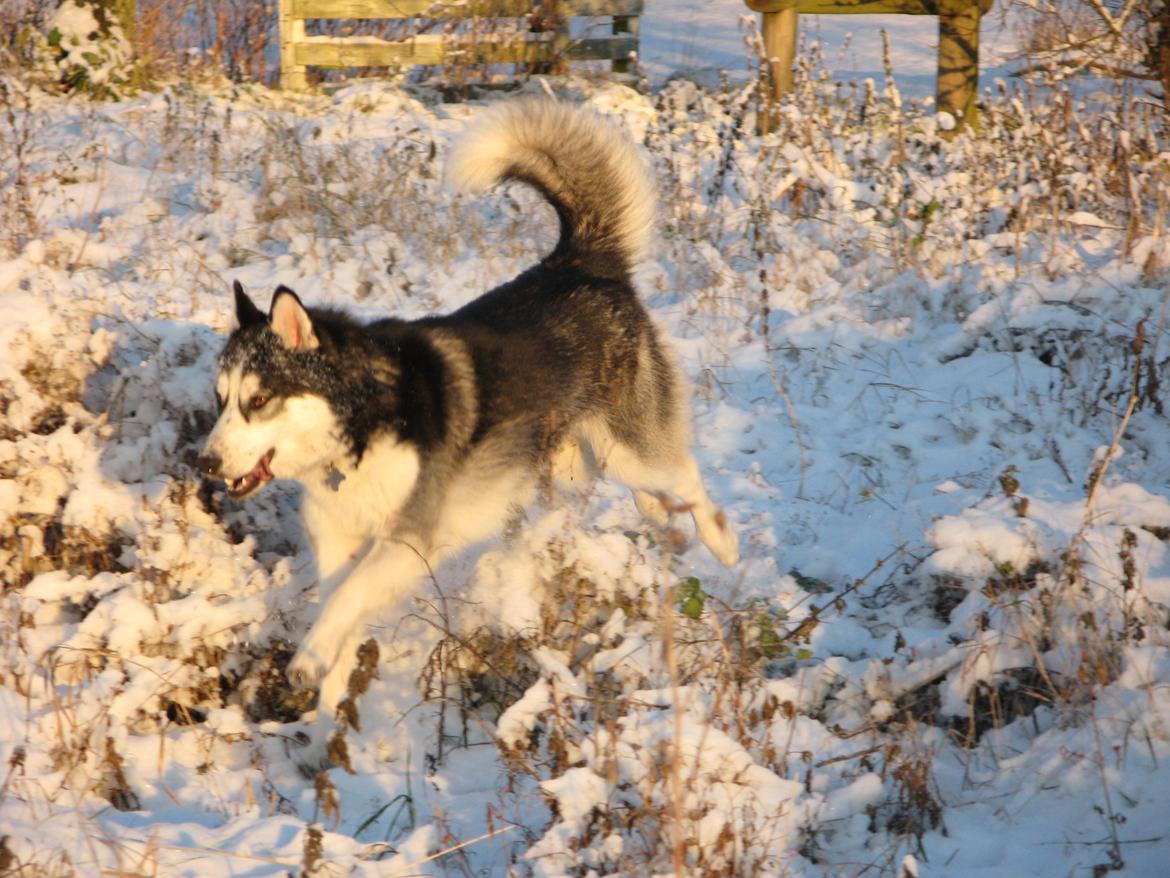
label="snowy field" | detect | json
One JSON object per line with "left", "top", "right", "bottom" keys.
{"left": 3, "top": 9, "right": 1170, "bottom": 877}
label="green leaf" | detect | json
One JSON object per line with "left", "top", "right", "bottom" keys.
{"left": 789, "top": 569, "right": 830, "bottom": 594}
{"left": 677, "top": 576, "right": 706, "bottom": 620}
{"left": 756, "top": 626, "right": 785, "bottom": 658}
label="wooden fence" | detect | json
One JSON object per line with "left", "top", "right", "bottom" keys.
{"left": 745, "top": 0, "right": 995, "bottom": 132}
{"left": 278, "top": 0, "right": 641, "bottom": 89}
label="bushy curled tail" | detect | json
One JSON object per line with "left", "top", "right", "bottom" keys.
{"left": 445, "top": 98, "right": 655, "bottom": 274}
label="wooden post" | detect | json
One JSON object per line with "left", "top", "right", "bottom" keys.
{"left": 936, "top": 0, "right": 986, "bottom": 133}
{"left": 279, "top": 0, "right": 308, "bottom": 90}
{"left": 525, "top": 0, "right": 568, "bottom": 75}
{"left": 762, "top": 7, "right": 797, "bottom": 97}
{"left": 746, "top": 1, "right": 798, "bottom": 133}
{"left": 554, "top": 0, "right": 572, "bottom": 75}
{"left": 612, "top": 13, "right": 639, "bottom": 77}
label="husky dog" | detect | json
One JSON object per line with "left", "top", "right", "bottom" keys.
{"left": 198, "top": 98, "right": 738, "bottom": 744}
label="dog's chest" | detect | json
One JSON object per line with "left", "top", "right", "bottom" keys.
{"left": 304, "top": 440, "right": 421, "bottom": 538}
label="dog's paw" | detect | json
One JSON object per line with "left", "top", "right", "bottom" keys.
{"left": 287, "top": 646, "right": 327, "bottom": 689}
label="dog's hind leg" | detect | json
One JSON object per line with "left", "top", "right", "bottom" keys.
{"left": 583, "top": 424, "right": 738, "bottom": 567}
{"left": 633, "top": 489, "right": 671, "bottom": 526}
{"left": 661, "top": 455, "right": 739, "bottom": 568}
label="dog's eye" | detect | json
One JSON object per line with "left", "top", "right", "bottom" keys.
{"left": 250, "top": 394, "right": 270, "bottom": 411}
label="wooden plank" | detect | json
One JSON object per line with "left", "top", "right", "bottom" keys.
{"left": 749, "top": 0, "right": 937, "bottom": 14}
{"left": 293, "top": 33, "right": 638, "bottom": 67}
{"left": 743, "top": 0, "right": 992, "bottom": 133}
{"left": 292, "top": 0, "right": 642, "bottom": 20}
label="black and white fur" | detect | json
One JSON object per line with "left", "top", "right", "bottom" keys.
{"left": 199, "top": 98, "right": 739, "bottom": 752}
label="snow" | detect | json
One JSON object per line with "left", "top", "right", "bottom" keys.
{"left": 3, "top": 8, "right": 1170, "bottom": 875}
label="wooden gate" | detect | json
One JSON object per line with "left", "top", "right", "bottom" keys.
{"left": 278, "top": 0, "right": 641, "bottom": 89}
{"left": 745, "top": 0, "right": 995, "bottom": 132}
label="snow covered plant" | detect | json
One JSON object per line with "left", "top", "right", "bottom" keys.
{"left": 43, "top": 0, "right": 135, "bottom": 98}
{"left": 1014, "top": 0, "right": 1170, "bottom": 108}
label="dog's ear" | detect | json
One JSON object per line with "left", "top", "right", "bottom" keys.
{"left": 269, "top": 286, "right": 319, "bottom": 352}
{"left": 233, "top": 280, "right": 265, "bottom": 329}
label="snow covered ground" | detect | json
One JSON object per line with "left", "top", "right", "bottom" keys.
{"left": 2, "top": 23, "right": 1170, "bottom": 878}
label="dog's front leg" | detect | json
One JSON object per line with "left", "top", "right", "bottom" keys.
{"left": 296, "top": 525, "right": 368, "bottom": 759}
{"left": 288, "top": 538, "right": 430, "bottom": 691}
{"left": 303, "top": 496, "right": 369, "bottom": 596}
{"left": 297, "top": 628, "right": 368, "bottom": 776}
{"left": 297, "top": 516, "right": 367, "bottom": 702}
{"left": 289, "top": 538, "right": 429, "bottom": 772}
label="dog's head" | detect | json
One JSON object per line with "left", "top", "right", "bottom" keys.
{"left": 198, "top": 282, "right": 348, "bottom": 498}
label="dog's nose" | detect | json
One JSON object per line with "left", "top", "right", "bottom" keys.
{"left": 195, "top": 453, "right": 222, "bottom": 478}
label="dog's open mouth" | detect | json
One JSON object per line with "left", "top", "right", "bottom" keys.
{"left": 227, "top": 449, "right": 275, "bottom": 498}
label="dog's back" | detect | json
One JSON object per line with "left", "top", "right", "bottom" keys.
{"left": 340, "top": 99, "right": 739, "bottom": 569}
{"left": 355, "top": 102, "right": 670, "bottom": 542}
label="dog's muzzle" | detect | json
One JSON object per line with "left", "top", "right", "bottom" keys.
{"left": 196, "top": 449, "right": 276, "bottom": 498}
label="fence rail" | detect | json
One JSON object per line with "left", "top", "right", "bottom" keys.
{"left": 278, "top": 0, "right": 642, "bottom": 89}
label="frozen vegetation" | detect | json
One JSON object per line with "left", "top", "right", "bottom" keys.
{"left": 1, "top": 63, "right": 1169, "bottom": 877}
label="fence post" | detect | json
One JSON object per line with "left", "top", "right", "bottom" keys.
{"left": 279, "top": 0, "right": 308, "bottom": 90}
{"left": 746, "top": 1, "right": 797, "bottom": 133}
{"left": 762, "top": 7, "right": 797, "bottom": 97}
{"left": 554, "top": 0, "right": 572, "bottom": 74}
{"left": 937, "top": 0, "right": 989, "bottom": 134}
{"left": 612, "top": 13, "right": 640, "bottom": 77}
